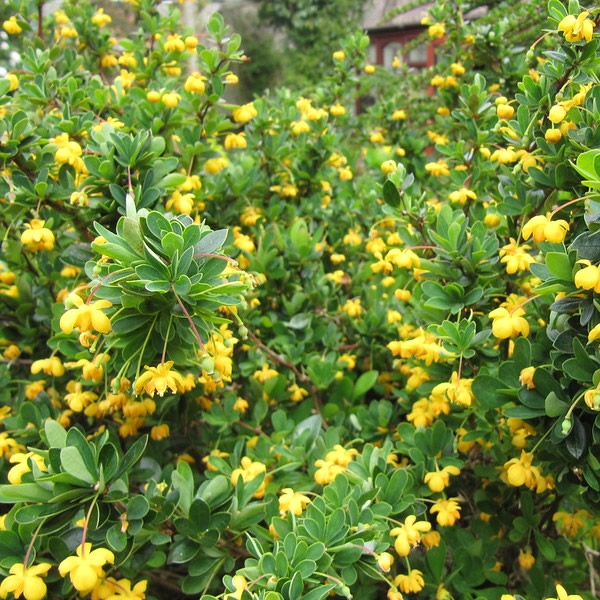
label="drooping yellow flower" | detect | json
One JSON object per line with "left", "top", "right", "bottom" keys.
{"left": 0, "top": 562, "right": 52, "bottom": 600}
{"left": 522, "top": 214, "right": 569, "bottom": 244}
{"left": 232, "top": 102, "right": 257, "bottom": 124}
{"left": 428, "top": 22, "right": 445, "bottom": 38}
{"left": 488, "top": 307, "right": 530, "bottom": 339}
{"left": 393, "top": 569, "right": 425, "bottom": 594}
{"left": 134, "top": 361, "right": 186, "bottom": 397}
{"left": 3, "top": 16, "right": 22, "bottom": 35}
{"left": 59, "top": 294, "right": 112, "bottom": 335}
{"left": 91, "top": 8, "right": 112, "bottom": 27}
{"left": 390, "top": 515, "right": 431, "bottom": 556}
{"left": 558, "top": 12, "right": 595, "bottom": 43}
{"left": 278, "top": 488, "right": 311, "bottom": 515}
{"left": 184, "top": 72, "right": 206, "bottom": 94}
{"left": 21, "top": 220, "right": 55, "bottom": 252}
{"left": 574, "top": 260, "right": 600, "bottom": 293}
{"left": 424, "top": 465, "right": 461, "bottom": 492}
{"left": 518, "top": 548, "right": 535, "bottom": 570}
{"left": 59, "top": 543, "right": 115, "bottom": 595}
{"left": 430, "top": 498, "right": 461, "bottom": 526}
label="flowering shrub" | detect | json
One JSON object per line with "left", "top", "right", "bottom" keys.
{"left": 0, "top": 0, "right": 600, "bottom": 599}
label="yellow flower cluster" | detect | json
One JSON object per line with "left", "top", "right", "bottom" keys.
{"left": 499, "top": 238, "right": 534, "bottom": 274}
{"left": 313, "top": 445, "right": 358, "bottom": 485}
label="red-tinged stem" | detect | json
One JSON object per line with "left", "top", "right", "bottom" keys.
{"left": 173, "top": 291, "right": 205, "bottom": 352}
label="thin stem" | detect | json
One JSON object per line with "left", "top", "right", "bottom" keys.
{"left": 80, "top": 494, "right": 101, "bottom": 556}
{"left": 23, "top": 519, "right": 45, "bottom": 567}
{"left": 549, "top": 194, "right": 591, "bottom": 218}
{"left": 173, "top": 290, "right": 205, "bottom": 352}
{"left": 162, "top": 314, "right": 173, "bottom": 363}
{"left": 135, "top": 314, "right": 159, "bottom": 384}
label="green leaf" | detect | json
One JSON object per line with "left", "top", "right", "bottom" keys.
{"left": 545, "top": 252, "right": 572, "bottom": 281}
{"left": 60, "top": 447, "right": 96, "bottom": 485}
{"left": 533, "top": 529, "right": 556, "bottom": 560}
{"left": 352, "top": 370, "right": 378, "bottom": 400}
{"left": 472, "top": 376, "right": 514, "bottom": 409}
{"left": 44, "top": 420, "right": 67, "bottom": 448}
{"left": 112, "top": 435, "right": 148, "bottom": 481}
{"left": 301, "top": 585, "right": 336, "bottom": 600}
{"left": 382, "top": 180, "right": 401, "bottom": 208}
{"left": 0, "top": 484, "right": 54, "bottom": 504}
{"left": 127, "top": 494, "right": 150, "bottom": 520}
{"left": 172, "top": 460, "right": 195, "bottom": 515}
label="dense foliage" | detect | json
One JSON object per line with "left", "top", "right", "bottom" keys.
{"left": 0, "top": 1, "right": 600, "bottom": 599}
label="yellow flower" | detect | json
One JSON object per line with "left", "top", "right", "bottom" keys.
{"left": 558, "top": 12, "right": 595, "bottom": 43}
{"left": 522, "top": 214, "right": 569, "bottom": 243}
{"left": 184, "top": 72, "right": 206, "bottom": 94}
{"left": 0, "top": 562, "right": 52, "bottom": 600}
{"left": 59, "top": 543, "right": 115, "bottom": 595}
{"left": 231, "top": 457, "right": 268, "bottom": 498}
{"left": 278, "top": 488, "right": 311, "bottom": 515}
{"left": 428, "top": 22, "right": 445, "bottom": 38}
{"left": 393, "top": 569, "right": 425, "bottom": 594}
{"left": 552, "top": 510, "right": 591, "bottom": 538}
{"left": 21, "top": 220, "right": 55, "bottom": 252}
{"left": 545, "top": 128, "right": 562, "bottom": 144}
{"left": 31, "top": 357, "right": 65, "bottom": 377}
{"left": 332, "top": 50, "right": 345, "bottom": 60}
{"left": 330, "top": 103, "right": 346, "bottom": 116}
{"left": 430, "top": 498, "right": 461, "bottom": 526}
{"left": 546, "top": 584, "right": 583, "bottom": 600}
{"left": 134, "top": 362, "right": 186, "bottom": 397}
{"left": 519, "top": 366, "right": 536, "bottom": 389}
{"left": 489, "top": 307, "right": 530, "bottom": 339}
{"left": 390, "top": 515, "right": 431, "bottom": 556}
{"left": 381, "top": 160, "right": 397, "bottom": 175}
{"left": 226, "top": 575, "right": 248, "bottom": 600}
{"left": 91, "top": 8, "right": 112, "bottom": 27}
{"left": 163, "top": 34, "right": 185, "bottom": 52}
{"left": 161, "top": 91, "right": 181, "bottom": 108}
{"left": 60, "top": 294, "right": 112, "bottom": 335}
{"left": 549, "top": 104, "right": 567, "bottom": 124}
{"left": 424, "top": 465, "right": 461, "bottom": 492}
{"left": 150, "top": 424, "right": 170, "bottom": 440}
{"left": 99, "top": 577, "right": 148, "bottom": 600}
{"left": 449, "top": 187, "right": 477, "bottom": 205}
{"left": 377, "top": 551, "right": 394, "bottom": 572}
{"left": 232, "top": 102, "right": 257, "bottom": 124}
{"left": 574, "top": 260, "right": 600, "bottom": 292}
{"left": 205, "top": 157, "right": 229, "bottom": 174}
{"left": 499, "top": 239, "right": 534, "bottom": 274}
{"left": 3, "top": 16, "right": 22, "bottom": 35}
{"left": 502, "top": 450, "right": 542, "bottom": 488}
{"left": 496, "top": 104, "right": 514, "bottom": 119}
{"left": 146, "top": 90, "right": 161, "bottom": 103}
{"left": 425, "top": 160, "right": 450, "bottom": 177}
{"left": 518, "top": 548, "right": 535, "bottom": 569}
{"left": 224, "top": 133, "right": 247, "bottom": 149}
{"left": 288, "top": 383, "right": 309, "bottom": 402}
